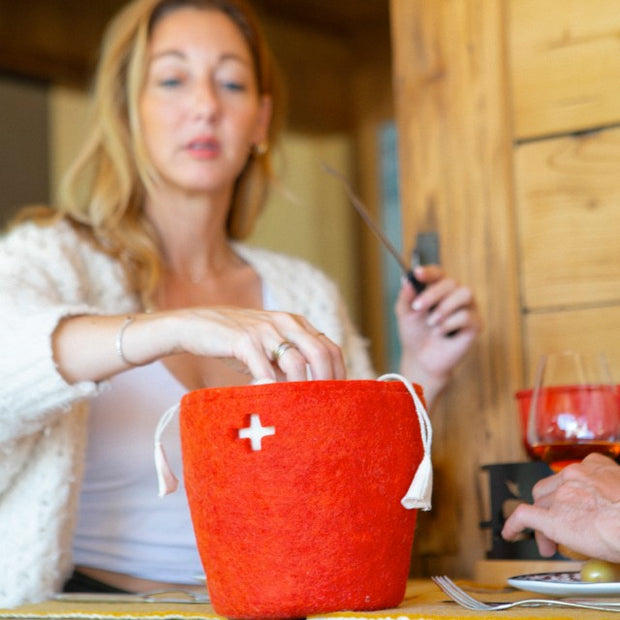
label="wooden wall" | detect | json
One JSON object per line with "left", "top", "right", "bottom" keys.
{"left": 390, "top": 0, "right": 620, "bottom": 578}
{"left": 510, "top": 0, "right": 620, "bottom": 378}
{"left": 0, "top": 78, "right": 49, "bottom": 223}
{"left": 390, "top": 0, "right": 522, "bottom": 578}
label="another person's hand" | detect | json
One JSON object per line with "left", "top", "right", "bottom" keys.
{"left": 395, "top": 265, "right": 482, "bottom": 403}
{"left": 502, "top": 453, "right": 620, "bottom": 563}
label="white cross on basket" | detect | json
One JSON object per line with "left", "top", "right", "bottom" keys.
{"left": 238, "top": 414, "right": 276, "bottom": 451}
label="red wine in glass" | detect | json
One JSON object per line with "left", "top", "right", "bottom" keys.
{"left": 527, "top": 352, "right": 620, "bottom": 472}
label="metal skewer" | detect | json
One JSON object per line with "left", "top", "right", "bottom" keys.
{"left": 321, "top": 162, "right": 425, "bottom": 293}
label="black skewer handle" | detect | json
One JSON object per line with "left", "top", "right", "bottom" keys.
{"left": 408, "top": 267, "right": 458, "bottom": 338}
{"left": 406, "top": 269, "right": 426, "bottom": 294}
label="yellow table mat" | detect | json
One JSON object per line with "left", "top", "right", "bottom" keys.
{"left": 0, "top": 599, "right": 218, "bottom": 619}
{"left": 317, "top": 580, "right": 616, "bottom": 619}
{"left": 0, "top": 580, "right": 615, "bottom": 619}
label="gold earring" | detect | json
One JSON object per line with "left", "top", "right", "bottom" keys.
{"left": 253, "top": 140, "right": 269, "bottom": 156}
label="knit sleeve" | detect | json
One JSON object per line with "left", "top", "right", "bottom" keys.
{"left": 0, "top": 223, "right": 110, "bottom": 445}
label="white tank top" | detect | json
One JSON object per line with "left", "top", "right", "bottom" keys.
{"left": 73, "top": 285, "right": 277, "bottom": 584}
{"left": 72, "top": 362, "right": 203, "bottom": 583}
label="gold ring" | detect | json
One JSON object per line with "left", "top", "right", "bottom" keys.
{"left": 316, "top": 332, "right": 326, "bottom": 338}
{"left": 272, "top": 340, "right": 295, "bottom": 363}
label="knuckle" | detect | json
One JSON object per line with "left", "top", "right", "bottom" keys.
{"left": 267, "top": 310, "right": 290, "bottom": 325}
{"left": 561, "top": 462, "right": 583, "bottom": 479}
{"left": 460, "top": 286, "right": 474, "bottom": 304}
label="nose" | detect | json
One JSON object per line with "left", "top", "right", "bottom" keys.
{"left": 193, "top": 79, "right": 219, "bottom": 121}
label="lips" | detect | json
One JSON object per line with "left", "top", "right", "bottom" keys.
{"left": 186, "top": 136, "right": 220, "bottom": 158}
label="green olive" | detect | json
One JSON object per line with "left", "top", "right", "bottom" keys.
{"left": 580, "top": 559, "right": 620, "bottom": 583}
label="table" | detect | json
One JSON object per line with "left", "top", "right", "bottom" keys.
{"left": 0, "top": 579, "right": 615, "bottom": 619}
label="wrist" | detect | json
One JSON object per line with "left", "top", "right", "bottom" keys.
{"left": 115, "top": 311, "right": 178, "bottom": 367}
{"left": 116, "top": 316, "right": 141, "bottom": 367}
{"left": 399, "top": 356, "right": 451, "bottom": 407}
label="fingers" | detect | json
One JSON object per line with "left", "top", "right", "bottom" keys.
{"left": 397, "top": 267, "right": 482, "bottom": 335}
{"left": 235, "top": 330, "right": 283, "bottom": 381}
{"left": 271, "top": 341, "right": 295, "bottom": 364}
{"left": 502, "top": 455, "right": 620, "bottom": 561}
{"left": 531, "top": 471, "right": 563, "bottom": 501}
{"left": 501, "top": 503, "right": 558, "bottom": 557}
{"left": 534, "top": 530, "right": 559, "bottom": 558}
{"left": 501, "top": 502, "right": 535, "bottom": 541}
{"left": 394, "top": 265, "right": 443, "bottom": 314}
{"left": 580, "top": 452, "right": 617, "bottom": 467}
{"left": 564, "top": 452, "right": 617, "bottom": 478}
{"left": 531, "top": 456, "right": 605, "bottom": 503}
{"left": 267, "top": 314, "right": 346, "bottom": 381}
{"left": 181, "top": 307, "right": 346, "bottom": 383}
{"left": 269, "top": 343, "right": 308, "bottom": 382}
{"left": 423, "top": 281, "right": 477, "bottom": 329}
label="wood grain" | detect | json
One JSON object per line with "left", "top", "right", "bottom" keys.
{"left": 524, "top": 306, "right": 620, "bottom": 383}
{"left": 390, "top": 0, "right": 524, "bottom": 578}
{"left": 509, "top": 0, "right": 620, "bottom": 139}
{"left": 515, "top": 127, "right": 620, "bottom": 310}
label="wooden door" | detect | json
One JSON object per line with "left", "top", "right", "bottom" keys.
{"left": 390, "top": 0, "right": 620, "bottom": 577}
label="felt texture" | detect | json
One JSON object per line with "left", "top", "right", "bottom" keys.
{"left": 180, "top": 380, "right": 426, "bottom": 619}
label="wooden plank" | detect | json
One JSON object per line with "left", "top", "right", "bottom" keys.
{"left": 350, "top": 44, "right": 396, "bottom": 373}
{"left": 253, "top": 0, "right": 389, "bottom": 35}
{"left": 509, "top": 0, "right": 620, "bottom": 140}
{"left": 0, "top": 78, "right": 49, "bottom": 224}
{"left": 525, "top": 306, "right": 620, "bottom": 385}
{"left": 0, "top": 0, "right": 125, "bottom": 86}
{"left": 515, "top": 127, "right": 620, "bottom": 310}
{"left": 390, "top": 0, "right": 524, "bottom": 578}
{"left": 261, "top": 17, "right": 356, "bottom": 133}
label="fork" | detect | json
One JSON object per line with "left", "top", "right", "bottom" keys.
{"left": 431, "top": 575, "right": 620, "bottom": 612}
{"left": 54, "top": 589, "right": 211, "bottom": 604}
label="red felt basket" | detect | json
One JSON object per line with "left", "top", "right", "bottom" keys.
{"left": 162, "top": 377, "right": 431, "bottom": 619}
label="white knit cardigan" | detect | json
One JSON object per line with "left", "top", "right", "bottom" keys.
{"left": 0, "top": 219, "right": 374, "bottom": 607}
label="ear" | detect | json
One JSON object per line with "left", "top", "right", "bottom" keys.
{"left": 253, "top": 95, "right": 273, "bottom": 145}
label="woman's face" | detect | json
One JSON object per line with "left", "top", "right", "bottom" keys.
{"left": 139, "top": 7, "right": 271, "bottom": 197}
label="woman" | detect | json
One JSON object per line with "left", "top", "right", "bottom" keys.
{"left": 0, "top": 0, "right": 481, "bottom": 606}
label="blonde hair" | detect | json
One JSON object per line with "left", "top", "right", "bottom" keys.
{"left": 31, "top": 0, "right": 283, "bottom": 305}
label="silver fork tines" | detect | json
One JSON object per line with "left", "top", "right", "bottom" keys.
{"left": 431, "top": 575, "right": 620, "bottom": 613}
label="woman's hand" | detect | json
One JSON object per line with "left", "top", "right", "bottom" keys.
{"left": 53, "top": 307, "right": 346, "bottom": 384}
{"left": 166, "top": 307, "right": 345, "bottom": 382}
{"left": 395, "top": 265, "right": 482, "bottom": 404}
{"left": 501, "top": 453, "right": 620, "bottom": 563}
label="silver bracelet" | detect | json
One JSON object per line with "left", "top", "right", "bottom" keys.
{"left": 116, "top": 315, "right": 139, "bottom": 366}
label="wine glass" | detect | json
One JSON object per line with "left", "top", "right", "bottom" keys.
{"left": 527, "top": 351, "right": 620, "bottom": 471}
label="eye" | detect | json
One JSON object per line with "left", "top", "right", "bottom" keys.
{"left": 219, "top": 79, "right": 247, "bottom": 92}
{"left": 159, "top": 76, "right": 183, "bottom": 88}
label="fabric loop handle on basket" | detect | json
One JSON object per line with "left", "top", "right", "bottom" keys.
{"left": 154, "top": 403, "right": 180, "bottom": 497}
{"left": 154, "top": 374, "right": 432, "bottom": 510}
{"left": 377, "top": 373, "right": 433, "bottom": 511}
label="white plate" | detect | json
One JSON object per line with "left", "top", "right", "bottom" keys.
{"left": 508, "top": 571, "right": 620, "bottom": 597}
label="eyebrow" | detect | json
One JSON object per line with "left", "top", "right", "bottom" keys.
{"left": 149, "top": 50, "right": 252, "bottom": 67}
